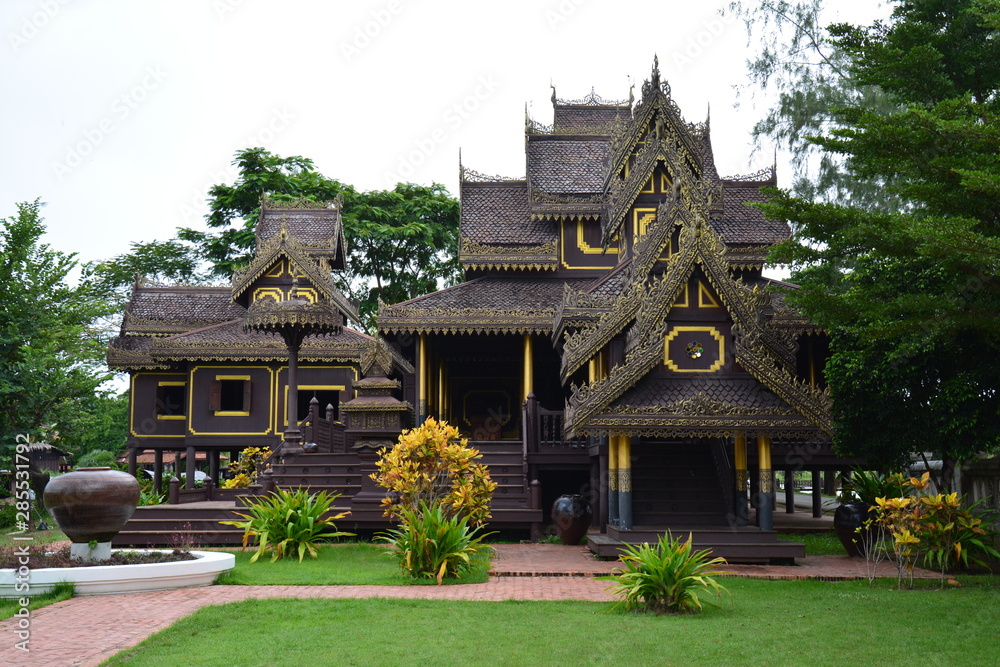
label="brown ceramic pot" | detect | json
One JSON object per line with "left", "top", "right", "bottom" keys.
{"left": 43, "top": 467, "right": 140, "bottom": 543}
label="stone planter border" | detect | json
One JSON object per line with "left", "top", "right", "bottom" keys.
{"left": 0, "top": 550, "right": 235, "bottom": 597}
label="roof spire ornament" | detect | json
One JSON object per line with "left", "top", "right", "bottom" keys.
{"left": 550, "top": 81, "right": 556, "bottom": 105}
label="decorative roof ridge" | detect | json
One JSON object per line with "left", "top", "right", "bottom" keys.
{"left": 721, "top": 166, "right": 777, "bottom": 185}
{"left": 525, "top": 130, "right": 617, "bottom": 141}
{"left": 460, "top": 178, "right": 528, "bottom": 188}
{"left": 261, "top": 195, "right": 341, "bottom": 211}
{"left": 133, "top": 279, "right": 231, "bottom": 292}
{"left": 550, "top": 85, "right": 634, "bottom": 108}
{"left": 460, "top": 166, "right": 525, "bottom": 183}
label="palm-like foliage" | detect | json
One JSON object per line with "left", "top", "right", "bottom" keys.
{"left": 220, "top": 488, "right": 352, "bottom": 563}
{"left": 610, "top": 531, "right": 731, "bottom": 614}
{"left": 378, "top": 501, "right": 493, "bottom": 584}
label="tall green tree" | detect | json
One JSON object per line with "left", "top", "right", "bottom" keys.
{"left": 728, "top": 0, "right": 899, "bottom": 209}
{"left": 761, "top": 0, "right": 1000, "bottom": 470}
{"left": 0, "top": 200, "right": 117, "bottom": 462}
{"left": 175, "top": 148, "right": 460, "bottom": 332}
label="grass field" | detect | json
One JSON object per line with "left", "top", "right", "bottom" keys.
{"left": 104, "top": 577, "right": 1000, "bottom": 666}
{"left": 216, "top": 542, "right": 491, "bottom": 585}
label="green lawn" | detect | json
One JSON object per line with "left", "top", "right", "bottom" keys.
{"left": 215, "top": 542, "right": 490, "bottom": 585}
{"left": 777, "top": 531, "right": 845, "bottom": 555}
{"left": 104, "top": 577, "right": 1000, "bottom": 666}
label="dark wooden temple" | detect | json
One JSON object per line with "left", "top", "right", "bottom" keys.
{"left": 110, "top": 61, "right": 855, "bottom": 561}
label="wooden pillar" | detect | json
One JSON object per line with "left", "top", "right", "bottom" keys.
{"left": 812, "top": 470, "right": 823, "bottom": 518}
{"left": 598, "top": 437, "right": 609, "bottom": 531}
{"left": 437, "top": 361, "right": 445, "bottom": 421}
{"left": 417, "top": 333, "right": 427, "bottom": 422}
{"left": 127, "top": 447, "right": 137, "bottom": 477}
{"left": 209, "top": 450, "right": 220, "bottom": 486}
{"left": 618, "top": 435, "right": 632, "bottom": 530}
{"left": 153, "top": 449, "right": 163, "bottom": 494}
{"left": 608, "top": 435, "right": 620, "bottom": 527}
{"left": 522, "top": 335, "right": 534, "bottom": 401}
{"left": 734, "top": 432, "right": 748, "bottom": 526}
{"left": 785, "top": 469, "right": 796, "bottom": 514}
{"left": 757, "top": 435, "right": 773, "bottom": 531}
{"left": 185, "top": 445, "right": 196, "bottom": 490}
{"left": 284, "top": 342, "right": 302, "bottom": 444}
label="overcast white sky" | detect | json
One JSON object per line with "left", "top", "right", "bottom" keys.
{"left": 1, "top": 0, "right": 890, "bottom": 268}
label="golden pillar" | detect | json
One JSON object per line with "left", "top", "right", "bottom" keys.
{"left": 734, "top": 432, "right": 748, "bottom": 525}
{"left": 618, "top": 435, "right": 632, "bottom": 530}
{"left": 757, "top": 435, "right": 774, "bottom": 531}
{"left": 522, "top": 334, "right": 534, "bottom": 401}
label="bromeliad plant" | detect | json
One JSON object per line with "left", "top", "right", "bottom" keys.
{"left": 378, "top": 500, "right": 494, "bottom": 584}
{"left": 609, "top": 531, "right": 731, "bottom": 614}
{"left": 220, "top": 488, "right": 353, "bottom": 563}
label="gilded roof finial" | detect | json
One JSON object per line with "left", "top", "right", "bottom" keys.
{"left": 550, "top": 81, "right": 557, "bottom": 105}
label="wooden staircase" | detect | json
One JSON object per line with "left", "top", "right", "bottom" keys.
{"left": 115, "top": 442, "right": 542, "bottom": 546}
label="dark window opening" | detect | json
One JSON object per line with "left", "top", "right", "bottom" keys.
{"left": 297, "top": 390, "right": 340, "bottom": 423}
{"left": 156, "top": 384, "right": 186, "bottom": 417}
{"left": 210, "top": 378, "right": 251, "bottom": 413}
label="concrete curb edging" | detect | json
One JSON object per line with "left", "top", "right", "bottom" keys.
{"left": 0, "top": 549, "right": 235, "bottom": 597}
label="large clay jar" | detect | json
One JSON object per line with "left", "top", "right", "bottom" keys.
{"left": 833, "top": 501, "right": 874, "bottom": 558}
{"left": 44, "top": 467, "right": 140, "bottom": 543}
{"left": 551, "top": 494, "right": 592, "bottom": 545}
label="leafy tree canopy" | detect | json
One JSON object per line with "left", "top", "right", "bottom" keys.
{"left": 104, "top": 147, "right": 461, "bottom": 332}
{"left": 0, "top": 200, "right": 120, "bottom": 464}
{"left": 757, "top": 0, "right": 1000, "bottom": 469}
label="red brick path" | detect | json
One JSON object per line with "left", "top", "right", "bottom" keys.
{"left": 0, "top": 544, "right": 936, "bottom": 666}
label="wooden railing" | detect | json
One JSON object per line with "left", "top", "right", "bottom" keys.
{"left": 522, "top": 393, "right": 587, "bottom": 453}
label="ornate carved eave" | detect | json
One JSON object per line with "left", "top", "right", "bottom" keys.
{"left": 378, "top": 305, "right": 556, "bottom": 336}
{"left": 459, "top": 239, "right": 559, "bottom": 271}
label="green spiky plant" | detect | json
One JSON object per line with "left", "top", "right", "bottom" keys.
{"left": 610, "top": 531, "right": 732, "bottom": 614}
{"left": 220, "top": 488, "right": 352, "bottom": 563}
{"left": 378, "top": 500, "right": 493, "bottom": 584}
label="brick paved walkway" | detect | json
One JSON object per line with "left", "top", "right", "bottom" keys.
{"left": 0, "top": 544, "right": 936, "bottom": 667}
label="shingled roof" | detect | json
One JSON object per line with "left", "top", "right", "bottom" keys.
{"left": 461, "top": 181, "right": 555, "bottom": 245}
{"left": 716, "top": 181, "right": 790, "bottom": 246}
{"left": 553, "top": 104, "right": 628, "bottom": 132}
{"left": 527, "top": 137, "right": 609, "bottom": 193}
{"left": 379, "top": 276, "right": 593, "bottom": 335}
{"left": 121, "top": 284, "right": 244, "bottom": 336}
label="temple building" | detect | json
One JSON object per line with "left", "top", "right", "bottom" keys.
{"left": 110, "top": 60, "right": 850, "bottom": 560}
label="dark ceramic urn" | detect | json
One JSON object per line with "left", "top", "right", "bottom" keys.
{"left": 833, "top": 501, "right": 874, "bottom": 558}
{"left": 551, "top": 494, "right": 592, "bottom": 545}
{"left": 44, "top": 467, "right": 140, "bottom": 543}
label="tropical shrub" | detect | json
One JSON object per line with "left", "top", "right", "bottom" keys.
{"left": 378, "top": 500, "right": 494, "bottom": 584}
{"left": 220, "top": 488, "right": 352, "bottom": 563}
{"left": 74, "top": 449, "right": 117, "bottom": 468}
{"left": 868, "top": 472, "right": 999, "bottom": 588}
{"left": 223, "top": 446, "right": 270, "bottom": 488}
{"left": 609, "top": 531, "right": 731, "bottom": 614}
{"left": 372, "top": 417, "right": 496, "bottom": 526}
